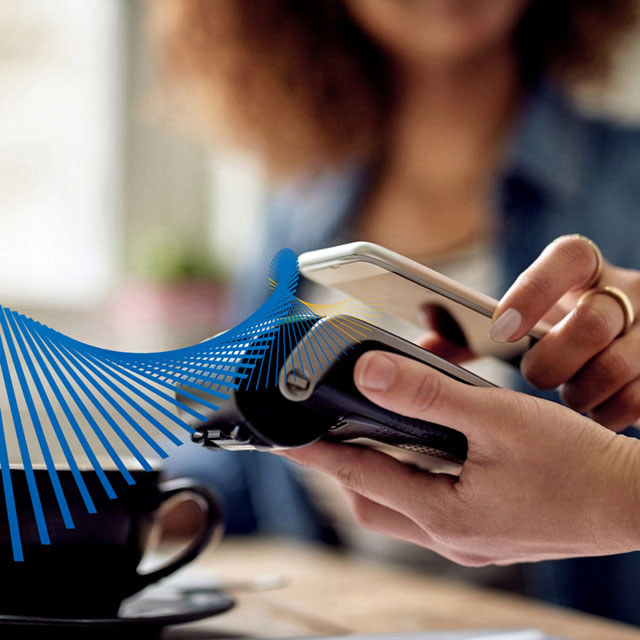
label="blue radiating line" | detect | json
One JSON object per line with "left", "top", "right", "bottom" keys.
{"left": 91, "top": 358, "right": 209, "bottom": 422}
{"left": 2, "top": 309, "right": 74, "bottom": 530}
{"left": 51, "top": 340, "right": 170, "bottom": 460}
{"left": 0, "top": 248, "right": 367, "bottom": 561}
{"left": 18, "top": 315, "right": 111, "bottom": 505}
{"left": 37, "top": 332, "right": 145, "bottom": 478}
{"left": 78, "top": 353, "right": 195, "bottom": 434}
{"left": 24, "top": 321, "right": 125, "bottom": 495}
{"left": 0, "top": 309, "right": 50, "bottom": 545}
{"left": 69, "top": 349, "right": 183, "bottom": 445}
{"left": 0, "top": 410, "right": 22, "bottom": 560}
{"left": 11, "top": 311, "right": 95, "bottom": 517}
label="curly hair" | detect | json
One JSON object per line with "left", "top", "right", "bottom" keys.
{"left": 151, "top": 0, "right": 639, "bottom": 175}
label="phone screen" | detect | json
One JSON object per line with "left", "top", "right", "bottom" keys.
{"left": 301, "top": 260, "right": 529, "bottom": 388}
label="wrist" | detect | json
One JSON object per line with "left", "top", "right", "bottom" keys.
{"left": 591, "top": 433, "right": 640, "bottom": 555}
{"left": 625, "top": 437, "right": 640, "bottom": 550}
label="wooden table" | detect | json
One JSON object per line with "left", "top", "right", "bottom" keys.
{"left": 164, "top": 539, "right": 640, "bottom": 640}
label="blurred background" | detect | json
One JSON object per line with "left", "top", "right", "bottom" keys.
{"left": 2, "top": 1, "right": 640, "bottom": 348}
{"left": 0, "top": 0, "right": 266, "bottom": 352}
{"left": 3, "top": 0, "right": 640, "bottom": 624}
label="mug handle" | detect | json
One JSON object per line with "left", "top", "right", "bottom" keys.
{"left": 133, "top": 478, "right": 224, "bottom": 592}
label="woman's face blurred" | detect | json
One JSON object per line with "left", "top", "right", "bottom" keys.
{"left": 345, "top": 0, "right": 530, "bottom": 68}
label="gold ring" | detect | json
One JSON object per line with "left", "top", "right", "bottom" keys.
{"left": 578, "top": 285, "right": 635, "bottom": 335}
{"left": 571, "top": 234, "right": 603, "bottom": 289}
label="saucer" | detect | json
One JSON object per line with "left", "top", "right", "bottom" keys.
{"left": 0, "top": 586, "right": 234, "bottom": 638}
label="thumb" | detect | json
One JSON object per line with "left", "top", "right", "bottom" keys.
{"left": 353, "top": 350, "right": 507, "bottom": 452}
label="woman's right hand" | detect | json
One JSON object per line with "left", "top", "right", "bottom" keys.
{"left": 281, "top": 350, "right": 640, "bottom": 566}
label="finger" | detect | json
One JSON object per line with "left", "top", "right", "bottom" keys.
{"left": 490, "top": 235, "right": 609, "bottom": 343}
{"left": 589, "top": 377, "right": 640, "bottom": 432}
{"left": 560, "top": 325, "right": 640, "bottom": 412}
{"left": 342, "top": 489, "right": 434, "bottom": 547}
{"left": 521, "top": 292, "right": 626, "bottom": 390}
{"left": 353, "top": 350, "right": 512, "bottom": 450}
{"left": 343, "top": 490, "right": 494, "bottom": 567}
{"left": 493, "top": 551, "right": 581, "bottom": 566}
{"left": 280, "top": 440, "right": 455, "bottom": 522}
{"left": 416, "top": 331, "right": 474, "bottom": 364}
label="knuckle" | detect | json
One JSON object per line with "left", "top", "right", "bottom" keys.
{"left": 572, "top": 302, "right": 614, "bottom": 347}
{"left": 493, "top": 391, "right": 544, "bottom": 442}
{"left": 610, "top": 383, "right": 640, "bottom": 419}
{"left": 516, "top": 271, "right": 555, "bottom": 302}
{"left": 553, "top": 235, "right": 595, "bottom": 273}
{"left": 559, "top": 382, "right": 588, "bottom": 412}
{"left": 335, "top": 454, "right": 366, "bottom": 492}
{"left": 407, "top": 369, "right": 443, "bottom": 416}
{"left": 597, "top": 348, "right": 634, "bottom": 386}
{"left": 336, "top": 464, "right": 357, "bottom": 491}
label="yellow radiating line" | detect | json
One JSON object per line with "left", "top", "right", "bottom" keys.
{"left": 331, "top": 320, "right": 370, "bottom": 339}
{"left": 297, "top": 297, "right": 387, "bottom": 311}
{"left": 314, "top": 305, "right": 385, "bottom": 317}
{"left": 295, "top": 298, "right": 387, "bottom": 328}
{"left": 326, "top": 315, "right": 371, "bottom": 334}
{"left": 322, "top": 316, "right": 369, "bottom": 343}
{"left": 324, "top": 311, "right": 373, "bottom": 330}
{"left": 285, "top": 290, "right": 390, "bottom": 346}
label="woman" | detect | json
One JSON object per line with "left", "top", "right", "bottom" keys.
{"left": 153, "top": 0, "right": 640, "bottom": 625}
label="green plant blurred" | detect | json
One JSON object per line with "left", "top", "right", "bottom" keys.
{"left": 131, "top": 231, "right": 227, "bottom": 283}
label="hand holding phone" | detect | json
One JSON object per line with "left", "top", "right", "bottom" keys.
{"left": 185, "top": 316, "right": 494, "bottom": 475}
{"left": 298, "top": 242, "right": 551, "bottom": 362}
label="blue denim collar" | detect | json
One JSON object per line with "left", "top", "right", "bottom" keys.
{"left": 503, "top": 81, "right": 591, "bottom": 204}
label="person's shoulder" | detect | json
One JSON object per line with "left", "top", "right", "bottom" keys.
{"left": 580, "top": 107, "right": 640, "bottom": 180}
{"left": 527, "top": 82, "right": 640, "bottom": 169}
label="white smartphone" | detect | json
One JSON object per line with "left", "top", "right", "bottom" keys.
{"left": 299, "top": 242, "right": 550, "bottom": 362}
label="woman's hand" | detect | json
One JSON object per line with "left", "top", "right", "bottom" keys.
{"left": 280, "top": 350, "right": 640, "bottom": 566}
{"left": 490, "top": 235, "right": 640, "bottom": 431}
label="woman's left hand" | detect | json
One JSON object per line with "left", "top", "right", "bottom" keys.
{"left": 489, "top": 234, "right": 640, "bottom": 431}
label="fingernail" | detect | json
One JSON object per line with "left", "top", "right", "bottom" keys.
{"left": 357, "top": 353, "right": 397, "bottom": 391}
{"left": 488, "top": 308, "right": 522, "bottom": 343}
